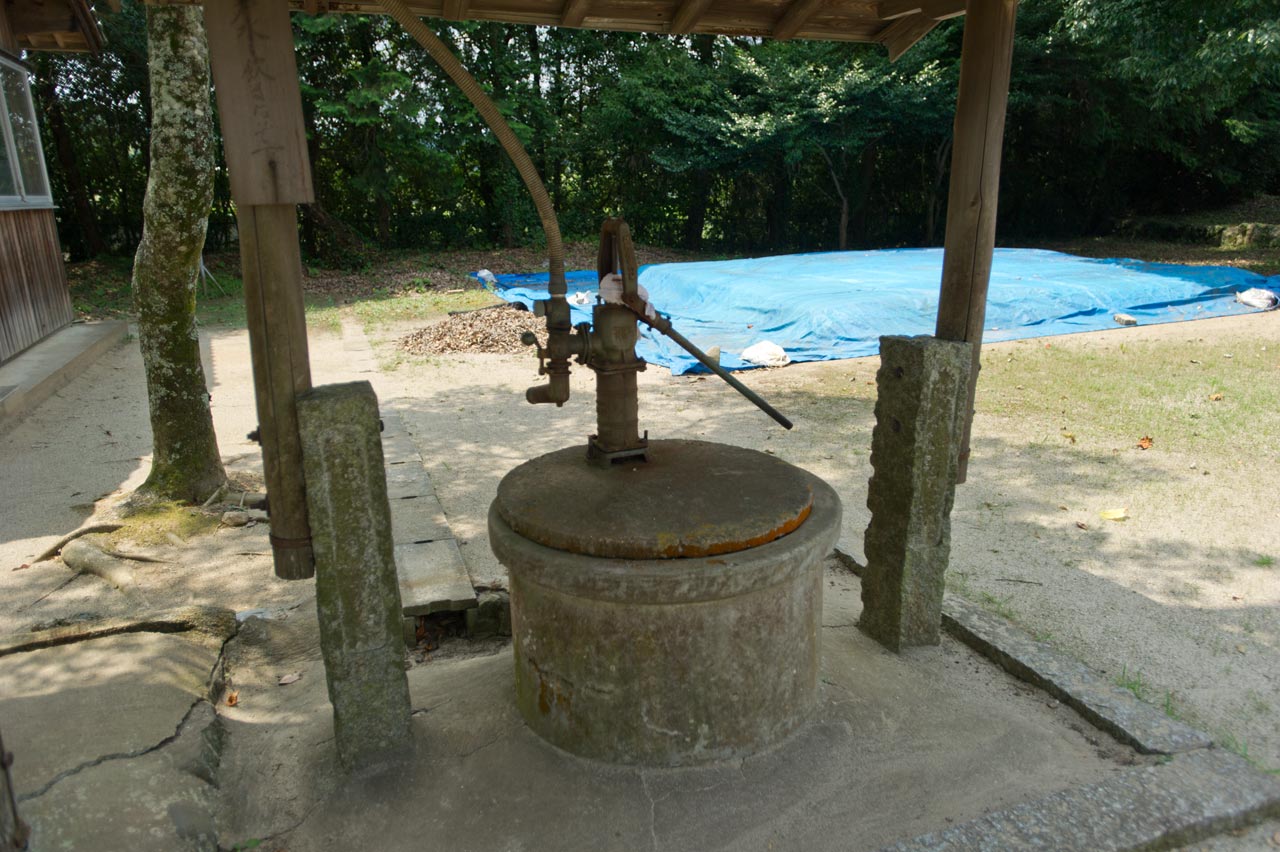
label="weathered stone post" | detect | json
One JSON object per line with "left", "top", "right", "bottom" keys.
{"left": 860, "top": 336, "right": 972, "bottom": 652}
{"left": 297, "top": 381, "right": 412, "bottom": 770}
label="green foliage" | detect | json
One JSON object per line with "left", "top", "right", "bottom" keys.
{"left": 33, "top": 1, "right": 1280, "bottom": 263}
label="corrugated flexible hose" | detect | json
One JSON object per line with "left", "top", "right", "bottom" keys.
{"left": 381, "top": 0, "right": 567, "bottom": 295}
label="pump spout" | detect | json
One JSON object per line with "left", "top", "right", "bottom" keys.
{"left": 526, "top": 369, "right": 571, "bottom": 406}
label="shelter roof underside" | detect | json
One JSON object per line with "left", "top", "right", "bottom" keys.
{"left": 169, "top": 0, "right": 966, "bottom": 55}
{"left": 6, "top": 0, "right": 106, "bottom": 52}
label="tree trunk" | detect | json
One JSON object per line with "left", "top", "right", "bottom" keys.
{"left": 766, "top": 159, "right": 791, "bottom": 250}
{"left": 819, "top": 147, "right": 849, "bottom": 251}
{"left": 851, "top": 143, "right": 877, "bottom": 247}
{"left": 131, "top": 4, "right": 225, "bottom": 503}
{"left": 684, "top": 169, "right": 711, "bottom": 251}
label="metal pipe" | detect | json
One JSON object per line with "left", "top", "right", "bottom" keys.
{"left": 382, "top": 0, "right": 566, "bottom": 294}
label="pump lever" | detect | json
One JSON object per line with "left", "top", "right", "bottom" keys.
{"left": 627, "top": 300, "right": 793, "bottom": 430}
{"left": 597, "top": 218, "right": 793, "bottom": 431}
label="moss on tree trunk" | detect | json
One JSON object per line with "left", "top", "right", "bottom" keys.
{"left": 131, "top": 4, "right": 224, "bottom": 503}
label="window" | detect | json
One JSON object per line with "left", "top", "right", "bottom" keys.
{"left": 0, "top": 55, "right": 53, "bottom": 210}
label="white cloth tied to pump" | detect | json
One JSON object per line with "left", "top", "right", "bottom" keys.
{"left": 599, "top": 273, "right": 657, "bottom": 319}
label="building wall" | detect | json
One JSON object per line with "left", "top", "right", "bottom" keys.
{"left": 0, "top": 208, "right": 73, "bottom": 362}
{"left": 0, "top": 4, "right": 76, "bottom": 365}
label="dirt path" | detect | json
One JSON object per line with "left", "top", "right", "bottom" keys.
{"left": 368, "top": 310, "right": 1280, "bottom": 775}
{"left": 1, "top": 308, "right": 1275, "bottom": 848}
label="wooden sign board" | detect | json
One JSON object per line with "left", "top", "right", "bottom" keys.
{"left": 205, "top": 0, "right": 313, "bottom": 205}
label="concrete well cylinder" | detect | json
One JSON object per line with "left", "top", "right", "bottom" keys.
{"left": 489, "top": 440, "right": 841, "bottom": 766}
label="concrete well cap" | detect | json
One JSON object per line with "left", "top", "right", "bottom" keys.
{"left": 494, "top": 439, "right": 813, "bottom": 559}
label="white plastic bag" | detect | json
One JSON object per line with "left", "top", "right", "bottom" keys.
{"left": 1236, "top": 287, "right": 1278, "bottom": 310}
{"left": 741, "top": 341, "right": 791, "bottom": 367}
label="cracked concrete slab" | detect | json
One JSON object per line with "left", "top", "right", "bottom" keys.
{"left": 18, "top": 701, "right": 222, "bottom": 852}
{"left": 217, "top": 568, "right": 1147, "bottom": 852}
{"left": 0, "top": 632, "right": 219, "bottom": 800}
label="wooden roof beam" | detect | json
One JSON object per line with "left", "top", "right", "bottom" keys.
{"left": 671, "top": 0, "right": 714, "bottom": 34}
{"left": 878, "top": 12, "right": 937, "bottom": 60}
{"left": 442, "top": 0, "right": 469, "bottom": 20}
{"left": 560, "top": 0, "right": 591, "bottom": 27}
{"left": 773, "top": 0, "right": 825, "bottom": 41}
{"left": 9, "top": 2, "right": 76, "bottom": 37}
{"left": 877, "top": 0, "right": 965, "bottom": 21}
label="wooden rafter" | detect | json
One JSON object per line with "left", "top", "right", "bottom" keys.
{"left": 877, "top": 0, "right": 922, "bottom": 20}
{"left": 560, "top": 0, "right": 591, "bottom": 28}
{"left": 442, "top": 0, "right": 468, "bottom": 20}
{"left": 670, "top": 0, "right": 715, "bottom": 34}
{"left": 773, "top": 0, "right": 826, "bottom": 41}
{"left": 877, "top": 0, "right": 966, "bottom": 21}
{"left": 878, "top": 12, "right": 938, "bottom": 61}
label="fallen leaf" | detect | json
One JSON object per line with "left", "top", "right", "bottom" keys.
{"left": 1209, "top": 393, "right": 1224, "bottom": 401}
{"left": 1076, "top": 521, "right": 1089, "bottom": 530}
{"left": 1099, "top": 508, "right": 1129, "bottom": 521}
{"left": 1236, "top": 644, "right": 1247, "bottom": 655}
{"left": 226, "top": 691, "right": 239, "bottom": 707}
{"left": 12, "top": 563, "right": 30, "bottom": 571}
{"left": 1137, "top": 436, "right": 1154, "bottom": 450}
{"left": 1058, "top": 505, "right": 1069, "bottom": 511}
{"left": 1061, "top": 432, "right": 1077, "bottom": 444}
{"left": 1232, "top": 595, "right": 1242, "bottom": 601}
{"left": 277, "top": 672, "right": 302, "bottom": 686}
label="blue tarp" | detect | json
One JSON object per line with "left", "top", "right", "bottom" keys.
{"left": 484, "top": 248, "right": 1278, "bottom": 375}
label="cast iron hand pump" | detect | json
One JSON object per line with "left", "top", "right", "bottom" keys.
{"left": 522, "top": 219, "right": 792, "bottom": 465}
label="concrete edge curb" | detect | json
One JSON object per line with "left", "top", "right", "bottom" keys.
{"left": 939, "top": 593, "right": 1213, "bottom": 755}
{"left": 832, "top": 546, "right": 1212, "bottom": 755}
{"left": 831, "top": 546, "right": 1280, "bottom": 850}
{"left": 880, "top": 748, "right": 1280, "bottom": 852}
{"left": 381, "top": 404, "right": 478, "bottom": 621}
{"left": 0, "top": 321, "right": 130, "bottom": 434}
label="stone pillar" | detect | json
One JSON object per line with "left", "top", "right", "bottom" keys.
{"left": 297, "top": 382, "right": 412, "bottom": 771}
{"left": 860, "top": 336, "right": 971, "bottom": 652}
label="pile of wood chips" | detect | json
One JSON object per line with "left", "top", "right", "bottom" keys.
{"left": 397, "top": 305, "right": 545, "bottom": 355}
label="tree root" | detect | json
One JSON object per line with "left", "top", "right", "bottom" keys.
{"left": 32, "top": 523, "right": 124, "bottom": 563}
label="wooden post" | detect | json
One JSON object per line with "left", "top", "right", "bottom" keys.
{"left": 205, "top": 0, "right": 317, "bottom": 579}
{"left": 934, "top": 0, "right": 1018, "bottom": 483}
